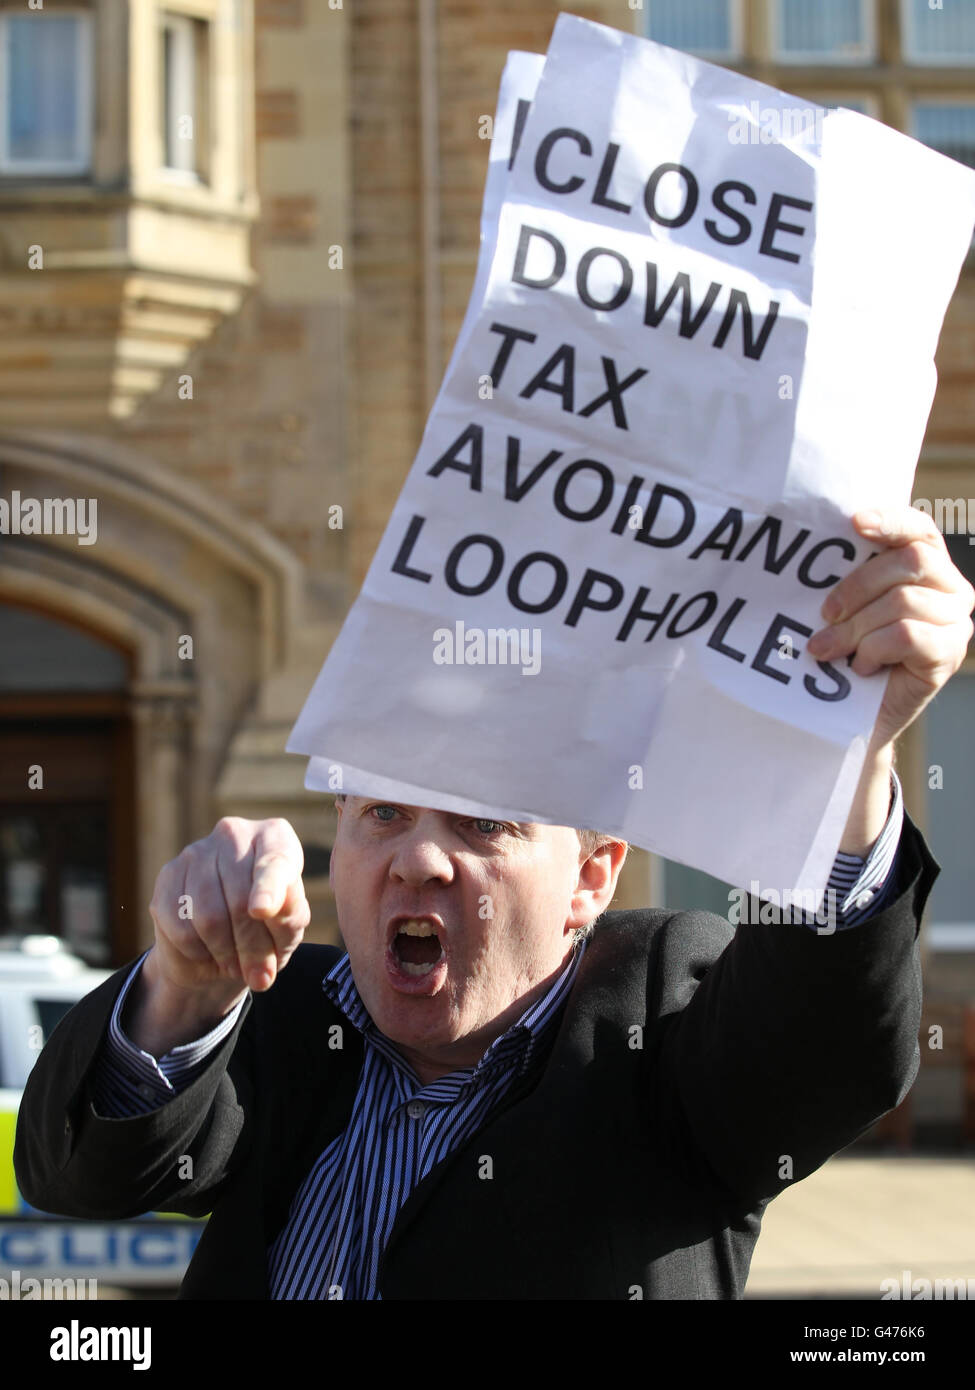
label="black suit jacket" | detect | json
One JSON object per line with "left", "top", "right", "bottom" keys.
{"left": 14, "top": 815, "right": 938, "bottom": 1299}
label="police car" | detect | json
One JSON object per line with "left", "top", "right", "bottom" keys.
{"left": 0, "top": 936, "right": 204, "bottom": 1291}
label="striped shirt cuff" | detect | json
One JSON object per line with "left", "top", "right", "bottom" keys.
{"left": 820, "top": 769, "right": 904, "bottom": 931}
{"left": 90, "top": 950, "right": 247, "bottom": 1118}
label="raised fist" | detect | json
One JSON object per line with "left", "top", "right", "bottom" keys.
{"left": 148, "top": 816, "right": 311, "bottom": 1000}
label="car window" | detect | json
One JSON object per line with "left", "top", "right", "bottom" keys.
{"left": 35, "top": 997, "right": 75, "bottom": 1045}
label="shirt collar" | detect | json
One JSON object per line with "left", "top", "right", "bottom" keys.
{"left": 323, "top": 936, "right": 586, "bottom": 1085}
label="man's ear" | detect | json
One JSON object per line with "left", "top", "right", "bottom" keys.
{"left": 567, "top": 840, "right": 628, "bottom": 932}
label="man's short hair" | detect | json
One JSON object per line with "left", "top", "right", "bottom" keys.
{"left": 577, "top": 827, "right": 622, "bottom": 859}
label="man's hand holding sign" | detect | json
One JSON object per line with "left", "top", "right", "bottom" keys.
{"left": 817, "top": 508, "right": 974, "bottom": 855}
{"left": 15, "top": 15, "right": 975, "bottom": 1303}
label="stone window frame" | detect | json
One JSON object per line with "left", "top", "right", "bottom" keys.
{"left": 132, "top": 0, "right": 255, "bottom": 214}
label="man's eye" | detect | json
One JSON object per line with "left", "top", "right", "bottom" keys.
{"left": 472, "top": 819, "right": 505, "bottom": 835}
{"left": 370, "top": 805, "right": 399, "bottom": 823}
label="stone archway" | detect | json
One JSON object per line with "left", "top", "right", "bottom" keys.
{"left": 0, "top": 431, "right": 305, "bottom": 959}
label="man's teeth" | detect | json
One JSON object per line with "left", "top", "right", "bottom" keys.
{"left": 394, "top": 919, "right": 445, "bottom": 976}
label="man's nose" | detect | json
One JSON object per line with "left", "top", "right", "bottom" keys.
{"left": 388, "top": 820, "right": 456, "bottom": 884}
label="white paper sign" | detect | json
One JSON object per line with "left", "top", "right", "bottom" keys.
{"left": 288, "top": 15, "right": 975, "bottom": 899}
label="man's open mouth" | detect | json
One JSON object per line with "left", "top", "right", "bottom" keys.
{"left": 389, "top": 918, "right": 446, "bottom": 977}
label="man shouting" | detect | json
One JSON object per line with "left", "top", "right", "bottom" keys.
{"left": 15, "top": 508, "right": 974, "bottom": 1299}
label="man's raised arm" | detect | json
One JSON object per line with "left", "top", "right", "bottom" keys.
{"left": 14, "top": 817, "right": 310, "bottom": 1219}
{"left": 663, "top": 505, "right": 971, "bottom": 1206}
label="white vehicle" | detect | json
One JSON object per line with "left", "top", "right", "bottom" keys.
{"left": 0, "top": 936, "right": 204, "bottom": 1293}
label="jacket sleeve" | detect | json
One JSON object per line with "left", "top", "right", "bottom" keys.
{"left": 90, "top": 956, "right": 246, "bottom": 1117}
{"left": 658, "top": 812, "right": 937, "bottom": 1208}
{"left": 13, "top": 961, "right": 255, "bottom": 1220}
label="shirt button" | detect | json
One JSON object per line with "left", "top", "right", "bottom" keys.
{"left": 138, "top": 1084, "right": 154, "bottom": 1100}
{"left": 406, "top": 1101, "right": 426, "bottom": 1120}
{"left": 855, "top": 891, "right": 874, "bottom": 909}
{"left": 63, "top": 1117, "right": 71, "bottom": 1136}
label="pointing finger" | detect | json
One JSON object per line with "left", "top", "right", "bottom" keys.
{"left": 248, "top": 821, "right": 304, "bottom": 918}
{"left": 249, "top": 851, "right": 296, "bottom": 918}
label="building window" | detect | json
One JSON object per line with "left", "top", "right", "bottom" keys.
{"left": 912, "top": 102, "right": 975, "bottom": 170}
{"left": 0, "top": 11, "right": 92, "bottom": 176}
{"left": 772, "top": 0, "right": 874, "bottom": 64}
{"left": 813, "top": 95, "right": 880, "bottom": 119}
{"left": 903, "top": 0, "right": 975, "bottom": 65}
{"left": 823, "top": 96, "right": 873, "bottom": 118}
{"left": 161, "top": 11, "right": 209, "bottom": 179}
{"left": 0, "top": 805, "right": 111, "bottom": 965}
{"left": 645, "top": 0, "right": 742, "bottom": 59}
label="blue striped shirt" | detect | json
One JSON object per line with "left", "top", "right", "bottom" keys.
{"left": 267, "top": 942, "right": 582, "bottom": 1298}
{"left": 90, "top": 771, "right": 904, "bottom": 1297}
